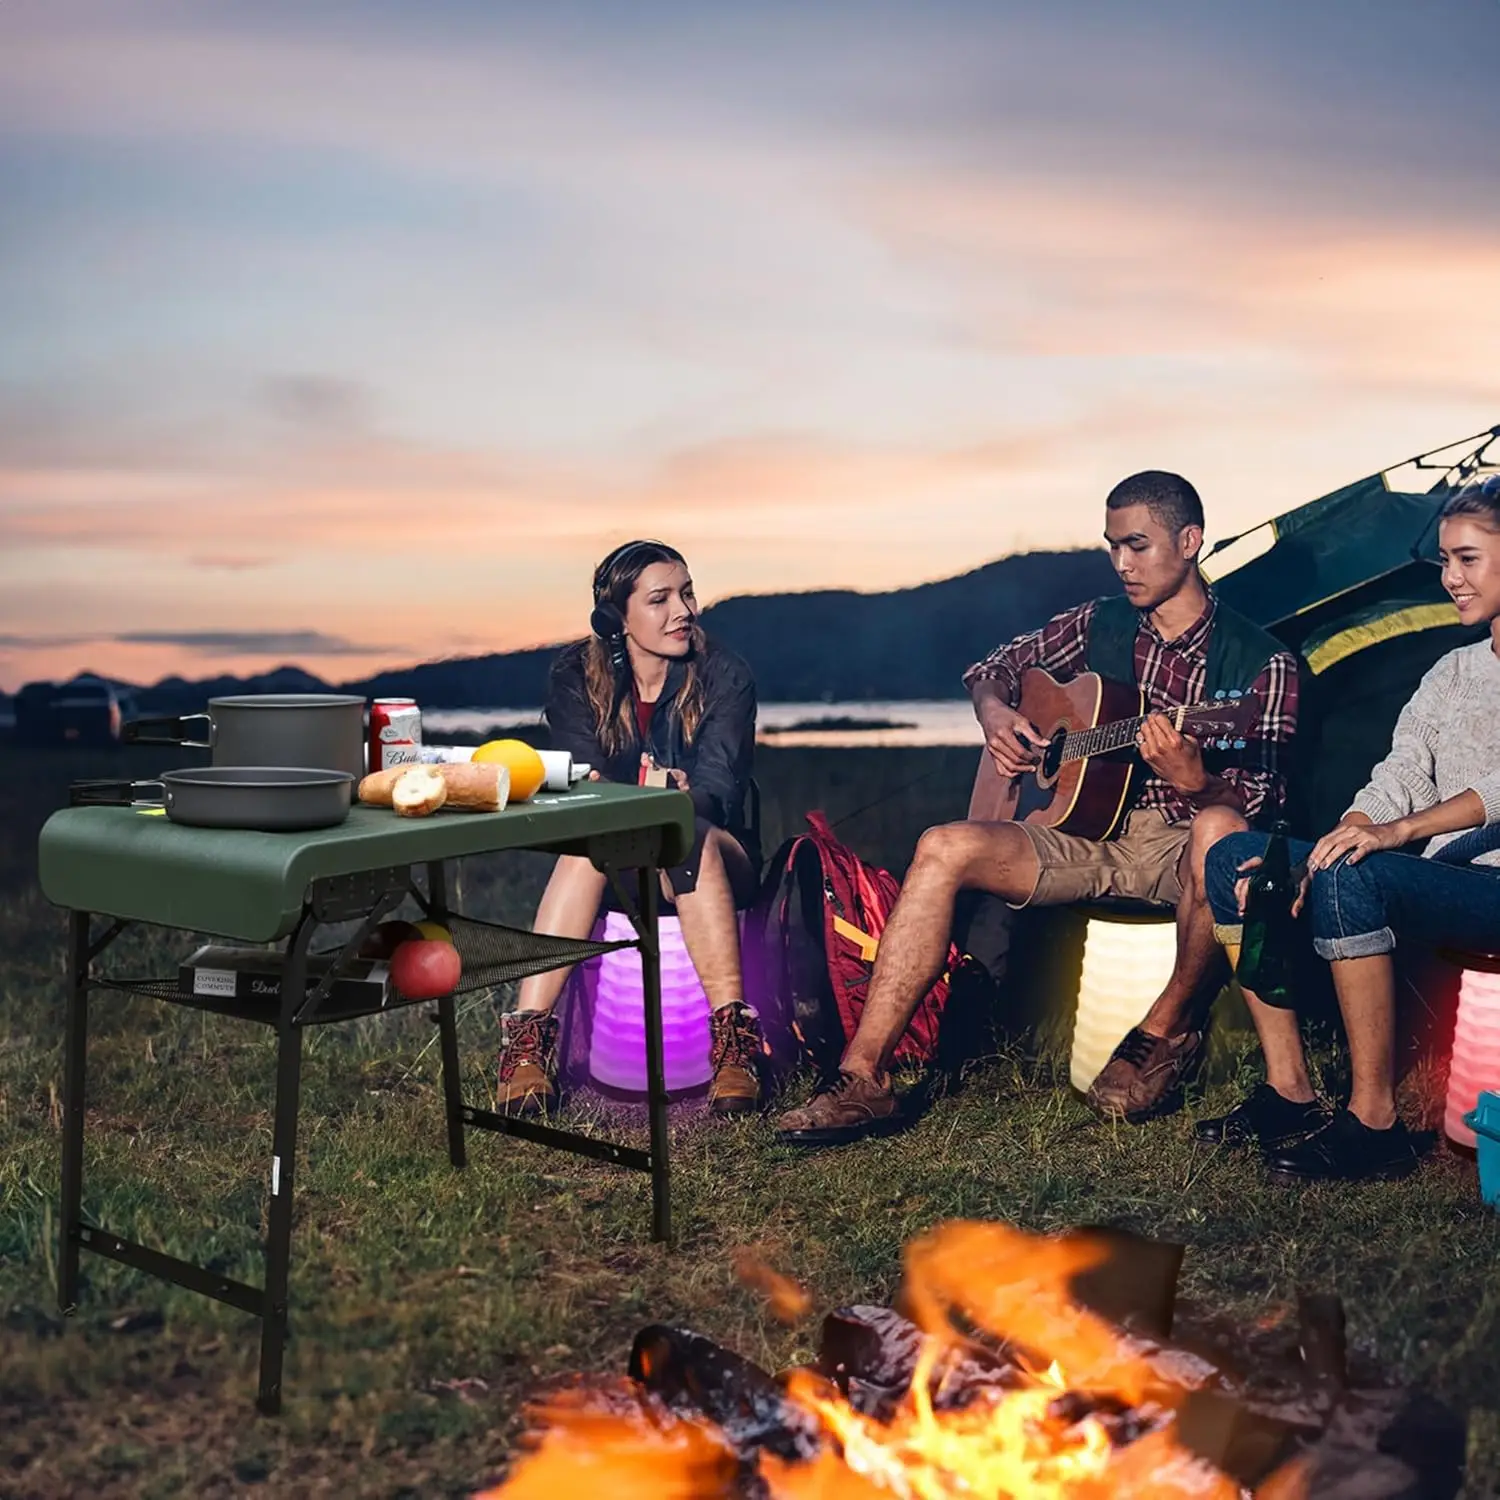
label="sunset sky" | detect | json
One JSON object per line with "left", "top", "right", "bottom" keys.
{"left": 2, "top": 0, "right": 1498, "bottom": 692}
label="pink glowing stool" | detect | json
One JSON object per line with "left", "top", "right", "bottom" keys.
{"left": 1444, "top": 955, "right": 1500, "bottom": 1149}
{"left": 586, "top": 910, "right": 713, "bottom": 1093}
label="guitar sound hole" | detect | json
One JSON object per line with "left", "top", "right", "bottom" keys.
{"left": 1040, "top": 732, "right": 1066, "bottom": 781}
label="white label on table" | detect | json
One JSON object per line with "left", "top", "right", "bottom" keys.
{"left": 193, "top": 967, "right": 237, "bottom": 998}
{"left": 272, "top": 1155, "right": 281, "bottom": 1196}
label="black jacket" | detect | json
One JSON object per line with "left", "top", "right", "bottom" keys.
{"left": 545, "top": 637, "right": 759, "bottom": 864}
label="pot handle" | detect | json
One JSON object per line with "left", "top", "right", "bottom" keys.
{"left": 121, "top": 713, "right": 212, "bottom": 748}
{"left": 69, "top": 779, "right": 166, "bottom": 808}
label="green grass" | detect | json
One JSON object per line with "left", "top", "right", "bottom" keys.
{"left": 1, "top": 745, "right": 1498, "bottom": 1497}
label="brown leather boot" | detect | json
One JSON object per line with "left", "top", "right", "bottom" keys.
{"left": 707, "top": 1003, "right": 763, "bottom": 1115}
{"left": 1085, "top": 1026, "right": 1204, "bottom": 1123}
{"left": 774, "top": 1071, "right": 898, "bottom": 1146}
{"left": 496, "top": 1010, "right": 559, "bottom": 1116}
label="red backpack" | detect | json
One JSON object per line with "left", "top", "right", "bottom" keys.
{"left": 745, "top": 811, "right": 958, "bottom": 1075}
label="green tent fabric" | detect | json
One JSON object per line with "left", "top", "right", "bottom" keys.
{"left": 1208, "top": 474, "right": 1449, "bottom": 643}
{"left": 1203, "top": 469, "right": 1487, "bottom": 834}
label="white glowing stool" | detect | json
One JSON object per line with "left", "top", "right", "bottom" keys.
{"left": 1070, "top": 910, "right": 1179, "bottom": 1093}
{"left": 1444, "top": 958, "right": 1500, "bottom": 1149}
{"left": 587, "top": 911, "right": 714, "bottom": 1093}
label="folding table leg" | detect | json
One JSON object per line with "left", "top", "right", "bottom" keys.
{"left": 426, "top": 861, "right": 467, "bottom": 1169}
{"left": 637, "top": 866, "right": 672, "bottom": 1245}
{"left": 58, "top": 909, "right": 90, "bottom": 1315}
{"left": 435, "top": 993, "right": 467, "bottom": 1169}
{"left": 258, "top": 919, "right": 313, "bottom": 1416}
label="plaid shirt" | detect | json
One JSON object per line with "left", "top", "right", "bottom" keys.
{"left": 962, "top": 594, "right": 1299, "bottom": 827}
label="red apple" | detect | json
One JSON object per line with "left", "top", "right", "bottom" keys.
{"left": 390, "top": 939, "right": 462, "bottom": 999}
{"left": 359, "top": 919, "right": 423, "bottom": 960}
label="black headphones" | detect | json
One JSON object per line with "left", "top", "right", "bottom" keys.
{"left": 590, "top": 539, "right": 678, "bottom": 692}
{"left": 589, "top": 539, "right": 680, "bottom": 645}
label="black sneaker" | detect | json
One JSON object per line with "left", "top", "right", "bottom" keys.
{"left": 1263, "top": 1108, "right": 1425, "bottom": 1184}
{"left": 1194, "top": 1084, "right": 1329, "bottom": 1150}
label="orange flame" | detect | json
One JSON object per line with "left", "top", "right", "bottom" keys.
{"left": 898, "top": 1220, "right": 1154, "bottom": 1406}
{"left": 733, "top": 1247, "right": 814, "bottom": 1324}
{"left": 479, "top": 1220, "right": 1246, "bottom": 1499}
{"left": 474, "top": 1385, "right": 738, "bottom": 1500}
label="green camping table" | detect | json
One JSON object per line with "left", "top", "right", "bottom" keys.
{"left": 37, "top": 784, "right": 695, "bottom": 1415}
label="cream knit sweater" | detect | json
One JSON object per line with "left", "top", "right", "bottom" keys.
{"left": 1348, "top": 639, "right": 1500, "bottom": 865}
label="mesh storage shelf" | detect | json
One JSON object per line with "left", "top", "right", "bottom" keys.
{"left": 85, "top": 914, "right": 640, "bottom": 1025}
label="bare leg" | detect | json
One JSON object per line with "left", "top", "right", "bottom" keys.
{"left": 1230, "top": 944, "right": 1318, "bottom": 1103}
{"left": 514, "top": 855, "right": 609, "bottom": 1014}
{"left": 1137, "top": 805, "right": 1244, "bottom": 1038}
{"left": 1331, "top": 953, "right": 1399, "bottom": 1129}
{"left": 669, "top": 827, "right": 755, "bottom": 1011}
{"left": 842, "top": 821, "right": 1039, "bottom": 1080}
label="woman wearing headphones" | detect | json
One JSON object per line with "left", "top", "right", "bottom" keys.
{"left": 496, "top": 539, "right": 764, "bottom": 1117}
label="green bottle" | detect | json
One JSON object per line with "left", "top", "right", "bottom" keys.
{"left": 1238, "top": 821, "right": 1296, "bottom": 1008}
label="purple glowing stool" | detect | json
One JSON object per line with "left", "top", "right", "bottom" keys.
{"left": 586, "top": 910, "right": 713, "bottom": 1093}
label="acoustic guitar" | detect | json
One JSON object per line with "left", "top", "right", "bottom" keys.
{"left": 967, "top": 667, "right": 1259, "bottom": 840}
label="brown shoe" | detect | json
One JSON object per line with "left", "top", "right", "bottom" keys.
{"left": 707, "top": 1003, "right": 764, "bottom": 1116}
{"left": 1085, "top": 1026, "right": 1203, "bottom": 1123}
{"left": 774, "top": 1071, "right": 898, "bottom": 1147}
{"left": 496, "top": 1010, "right": 558, "bottom": 1116}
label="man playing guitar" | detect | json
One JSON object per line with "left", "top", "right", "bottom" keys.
{"left": 776, "top": 470, "right": 1300, "bottom": 1145}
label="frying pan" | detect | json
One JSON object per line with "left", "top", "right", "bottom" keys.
{"left": 69, "top": 766, "right": 354, "bottom": 831}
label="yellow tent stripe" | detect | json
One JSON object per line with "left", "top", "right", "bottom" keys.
{"left": 1305, "top": 602, "right": 1460, "bottom": 675}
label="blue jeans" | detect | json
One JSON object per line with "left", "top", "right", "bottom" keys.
{"left": 1205, "top": 831, "right": 1500, "bottom": 961}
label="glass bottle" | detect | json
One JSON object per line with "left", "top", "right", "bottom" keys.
{"left": 1238, "top": 820, "right": 1296, "bottom": 1008}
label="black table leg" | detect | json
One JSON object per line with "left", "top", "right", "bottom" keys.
{"left": 258, "top": 917, "right": 314, "bottom": 1416}
{"left": 637, "top": 866, "right": 672, "bottom": 1245}
{"left": 427, "top": 861, "right": 467, "bottom": 1169}
{"left": 59, "top": 909, "right": 90, "bottom": 1315}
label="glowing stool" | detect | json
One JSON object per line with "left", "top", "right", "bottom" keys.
{"left": 587, "top": 910, "right": 713, "bottom": 1093}
{"left": 1444, "top": 956, "right": 1500, "bottom": 1149}
{"left": 1069, "top": 909, "right": 1179, "bottom": 1093}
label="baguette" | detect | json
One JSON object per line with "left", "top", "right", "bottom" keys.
{"left": 357, "top": 765, "right": 410, "bottom": 806}
{"left": 436, "top": 762, "right": 509, "bottom": 811}
{"left": 391, "top": 764, "right": 447, "bottom": 817}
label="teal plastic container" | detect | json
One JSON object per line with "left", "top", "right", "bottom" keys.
{"left": 1463, "top": 1090, "right": 1500, "bottom": 1207}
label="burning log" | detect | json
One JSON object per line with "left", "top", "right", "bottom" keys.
{"left": 479, "top": 1220, "right": 1465, "bottom": 1499}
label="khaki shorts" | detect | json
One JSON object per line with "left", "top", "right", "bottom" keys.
{"left": 1011, "top": 807, "right": 1190, "bottom": 910}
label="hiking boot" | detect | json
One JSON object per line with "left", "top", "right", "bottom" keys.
{"left": 496, "top": 1010, "right": 558, "bottom": 1116}
{"left": 1085, "top": 1026, "right": 1204, "bottom": 1123}
{"left": 774, "top": 1071, "right": 898, "bottom": 1147}
{"left": 1194, "top": 1083, "right": 1329, "bottom": 1151}
{"left": 708, "top": 1002, "right": 763, "bottom": 1116}
{"left": 1263, "top": 1108, "right": 1426, "bottom": 1184}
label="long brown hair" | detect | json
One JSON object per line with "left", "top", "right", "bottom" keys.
{"left": 583, "top": 540, "right": 707, "bottom": 757}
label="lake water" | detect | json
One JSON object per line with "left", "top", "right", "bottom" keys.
{"left": 420, "top": 700, "right": 985, "bottom": 748}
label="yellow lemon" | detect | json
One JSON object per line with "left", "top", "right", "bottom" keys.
{"left": 471, "top": 739, "right": 546, "bottom": 801}
{"left": 412, "top": 921, "right": 452, "bottom": 942}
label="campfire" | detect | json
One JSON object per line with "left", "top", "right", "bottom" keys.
{"left": 479, "top": 1220, "right": 1465, "bottom": 1499}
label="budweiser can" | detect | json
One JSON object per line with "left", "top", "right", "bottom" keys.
{"left": 369, "top": 698, "right": 422, "bottom": 773}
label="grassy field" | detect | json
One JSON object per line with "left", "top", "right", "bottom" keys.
{"left": 1, "top": 744, "right": 1497, "bottom": 1498}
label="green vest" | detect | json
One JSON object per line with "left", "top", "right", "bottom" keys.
{"left": 1084, "top": 591, "right": 1283, "bottom": 697}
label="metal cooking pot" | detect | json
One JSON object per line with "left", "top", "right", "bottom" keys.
{"left": 69, "top": 766, "right": 354, "bottom": 830}
{"left": 123, "top": 694, "right": 366, "bottom": 779}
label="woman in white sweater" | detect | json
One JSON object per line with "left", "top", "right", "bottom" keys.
{"left": 1201, "top": 474, "right": 1500, "bottom": 1182}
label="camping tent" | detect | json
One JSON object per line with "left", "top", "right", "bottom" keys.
{"left": 1203, "top": 425, "right": 1500, "bottom": 834}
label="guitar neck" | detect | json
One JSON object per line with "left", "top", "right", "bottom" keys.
{"left": 1060, "top": 704, "right": 1191, "bottom": 764}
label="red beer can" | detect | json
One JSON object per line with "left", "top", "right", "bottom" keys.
{"left": 369, "top": 697, "right": 422, "bottom": 773}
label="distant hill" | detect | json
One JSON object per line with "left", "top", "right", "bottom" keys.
{"left": 128, "top": 549, "right": 1116, "bottom": 713}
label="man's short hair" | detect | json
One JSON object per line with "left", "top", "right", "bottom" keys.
{"left": 1105, "top": 470, "right": 1204, "bottom": 535}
